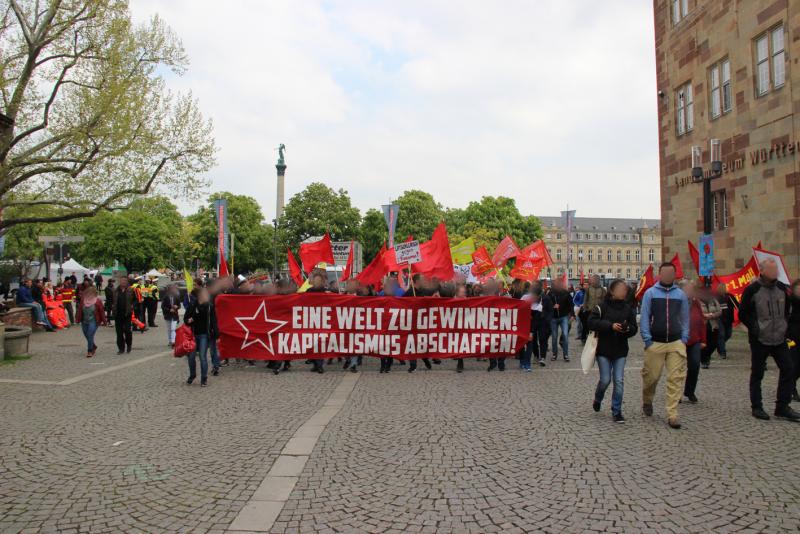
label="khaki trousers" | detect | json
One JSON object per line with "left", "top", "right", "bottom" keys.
{"left": 642, "top": 340, "right": 687, "bottom": 419}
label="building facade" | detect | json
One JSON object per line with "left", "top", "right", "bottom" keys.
{"left": 539, "top": 216, "right": 662, "bottom": 282}
{"left": 654, "top": 0, "right": 800, "bottom": 275}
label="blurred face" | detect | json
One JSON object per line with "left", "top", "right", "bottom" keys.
{"left": 682, "top": 282, "right": 694, "bottom": 299}
{"left": 455, "top": 286, "right": 467, "bottom": 298}
{"left": 659, "top": 265, "right": 676, "bottom": 286}
{"left": 312, "top": 275, "right": 325, "bottom": 288}
{"left": 591, "top": 275, "right": 601, "bottom": 287}
{"left": 24, "top": 279, "right": 31, "bottom": 287}
{"left": 716, "top": 283, "right": 726, "bottom": 296}
{"left": 760, "top": 259, "right": 778, "bottom": 281}
{"left": 119, "top": 277, "right": 128, "bottom": 288}
{"left": 611, "top": 282, "right": 628, "bottom": 300}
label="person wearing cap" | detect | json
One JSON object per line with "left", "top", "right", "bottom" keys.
{"left": 145, "top": 278, "right": 160, "bottom": 327}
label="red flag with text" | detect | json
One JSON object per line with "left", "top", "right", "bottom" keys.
{"left": 215, "top": 294, "right": 531, "bottom": 360}
{"left": 492, "top": 236, "right": 520, "bottom": 268}
{"left": 471, "top": 246, "right": 494, "bottom": 276}
{"left": 299, "top": 233, "right": 335, "bottom": 273}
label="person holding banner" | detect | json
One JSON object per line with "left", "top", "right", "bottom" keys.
{"left": 484, "top": 280, "right": 507, "bottom": 372}
{"left": 739, "top": 258, "right": 799, "bottom": 422}
{"left": 306, "top": 273, "right": 328, "bottom": 374}
{"left": 588, "top": 279, "right": 638, "bottom": 423}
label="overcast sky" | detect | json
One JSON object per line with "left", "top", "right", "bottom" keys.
{"left": 130, "top": 0, "right": 659, "bottom": 222}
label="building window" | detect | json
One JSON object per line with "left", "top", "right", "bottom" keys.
{"left": 626, "top": 250, "right": 631, "bottom": 262}
{"left": 616, "top": 250, "right": 622, "bottom": 262}
{"left": 713, "top": 190, "right": 729, "bottom": 230}
{"left": 578, "top": 249, "right": 584, "bottom": 261}
{"left": 626, "top": 268, "right": 631, "bottom": 279}
{"left": 671, "top": 0, "right": 688, "bottom": 25}
{"left": 756, "top": 25, "right": 785, "bottom": 96}
{"left": 556, "top": 248, "right": 562, "bottom": 261}
{"left": 649, "top": 248, "right": 655, "bottom": 262}
{"left": 595, "top": 233, "right": 601, "bottom": 240}
{"left": 676, "top": 81, "right": 694, "bottom": 135}
{"left": 636, "top": 269, "right": 641, "bottom": 279}
{"left": 635, "top": 249, "right": 641, "bottom": 262}
{"left": 588, "top": 268, "right": 593, "bottom": 274}
{"left": 709, "top": 58, "right": 732, "bottom": 119}
{"left": 607, "top": 250, "right": 613, "bottom": 262}
{"left": 556, "top": 233, "right": 562, "bottom": 240}
{"left": 588, "top": 249, "right": 593, "bottom": 261}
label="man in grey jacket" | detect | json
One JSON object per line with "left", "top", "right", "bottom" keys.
{"left": 739, "top": 258, "right": 799, "bottom": 422}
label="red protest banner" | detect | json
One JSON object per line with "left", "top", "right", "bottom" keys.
{"left": 216, "top": 294, "right": 531, "bottom": 361}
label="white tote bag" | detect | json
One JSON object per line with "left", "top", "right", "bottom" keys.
{"left": 580, "top": 305, "right": 601, "bottom": 374}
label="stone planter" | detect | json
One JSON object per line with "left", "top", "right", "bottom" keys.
{"left": 4, "top": 326, "right": 31, "bottom": 358}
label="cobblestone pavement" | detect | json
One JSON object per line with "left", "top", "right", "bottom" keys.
{"left": 1, "top": 325, "right": 799, "bottom": 533}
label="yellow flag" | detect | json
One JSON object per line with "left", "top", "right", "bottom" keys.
{"left": 450, "top": 237, "right": 476, "bottom": 265}
{"left": 184, "top": 268, "right": 193, "bottom": 293}
{"left": 297, "top": 279, "right": 312, "bottom": 293}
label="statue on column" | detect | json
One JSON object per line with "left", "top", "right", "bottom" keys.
{"left": 276, "top": 144, "right": 286, "bottom": 166}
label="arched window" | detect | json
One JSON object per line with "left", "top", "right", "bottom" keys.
{"left": 607, "top": 250, "right": 612, "bottom": 262}
{"left": 556, "top": 248, "right": 562, "bottom": 261}
{"left": 616, "top": 250, "right": 622, "bottom": 262}
{"left": 649, "top": 248, "right": 655, "bottom": 262}
{"left": 578, "top": 249, "right": 584, "bottom": 261}
{"left": 626, "top": 268, "right": 631, "bottom": 279}
{"left": 626, "top": 250, "right": 631, "bottom": 262}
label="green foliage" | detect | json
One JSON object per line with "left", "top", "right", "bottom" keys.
{"left": 188, "top": 192, "right": 275, "bottom": 274}
{"left": 359, "top": 208, "right": 386, "bottom": 260}
{"left": 0, "top": 0, "right": 216, "bottom": 231}
{"left": 450, "top": 196, "right": 542, "bottom": 248}
{"left": 77, "top": 196, "right": 182, "bottom": 271}
{"left": 393, "top": 190, "right": 444, "bottom": 241}
{"left": 280, "top": 183, "right": 361, "bottom": 248}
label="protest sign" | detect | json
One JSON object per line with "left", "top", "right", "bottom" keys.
{"left": 394, "top": 240, "right": 421, "bottom": 265}
{"left": 216, "top": 294, "right": 531, "bottom": 360}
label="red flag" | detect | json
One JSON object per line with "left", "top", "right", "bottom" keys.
{"left": 412, "top": 222, "right": 454, "bottom": 280}
{"left": 510, "top": 257, "right": 542, "bottom": 281}
{"left": 471, "top": 246, "right": 494, "bottom": 276}
{"left": 687, "top": 241, "right": 700, "bottom": 273}
{"left": 339, "top": 241, "right": 354, "bottom": 282}
{"left": 579, "top": 269, "right": 585, "bottom": 285}
{"left": 520, "top": 240, "right": 554, "bottom": 266}
{"left": 219, "top": 250, "right": 230, "bottom": 277}
{"left": 356, "top": 243, "right": 387, "bottom": 288}
{"left": 287, "top": 248, "right": 303, "bottom": 286}
{"left": 669, "top": 253, "right": 684, "bottom": 279}
{"left": 635, "top": 264, "right": 655, "bottom": 301}
{"left": 299, "top": 233, "right": 335, "bottom": 273}
{"left": 492, "top": 236, "right": 521, "bottom": 268}
{"left": 384, "top": 235, "right": 414, "bottom": 273}
{"left": 561, "top": 272, "right": 568, "bottom": 287}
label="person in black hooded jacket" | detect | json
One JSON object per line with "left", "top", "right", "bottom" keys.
{"left": 588, "top": 279, "right": 638, "bottom": 423}
{"left": 184, "top": 287, "right": 218, "bottom": 387}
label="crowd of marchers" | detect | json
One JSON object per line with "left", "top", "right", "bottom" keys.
{"left": 11, "top": 258, "right": 800, "bottom": 427}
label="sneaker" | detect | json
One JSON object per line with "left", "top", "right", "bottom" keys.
{"left": 774, "top": 406, "right": 800, "bottom": 422}
{"left": 593, "top": 400, "right": 601, "bottom": 412}
{"left": 343, "top": 361, "right": 351, "bottom": 370}
{"left": 701, "top": 364, "right": 709, "bottom": 369}
{"left": 316, "top": 367, "right": 324, "bottom": 374}
{"left": 273, "top": 368, "right": 280, "bottom": 375}
{"left": 117, "top": 350, "right": 124, "bottom": 355}
{"left": 667, "top": 417, "right": 681, "bottom": 429}
{"left": 212, "top": 367, "right": 219, "bottom": 376}
{"left": 551, "top": 354, "right": 558, "bottom": 361}
{"left": 538, "top": 359, "right": 546, "bottom": 367}
{"left": 126, "top": 346, "right": 132, "bottom": 353}
{"left": 613, "top": 413, "right": 626, "bottom": 424}
{"left": 456, "top": 368, "right": 463, "bottom": 374}
{"left": 563, "top": 357, "right": 571, "bottom": 362}
{"left": 350, "top": 366, "right": 358, "bottom": 373}
{"left": 424, "top": 360, "right": 432, "bottom": 370}
{"left": 642, "top": 403, "right": 653, "bottom": 417}
{"left": 187, "top": 377, "right": 195, "bottom": 385}
{"left": 200, "top": 380, "right": 207, "bottom": 387}
{"left": 752, "top": 407, "right": 771, "bottom": 420}
{"left": 525, "top": 368, "right": 532, "bottom": 373}
{"left": 720, "top": 354, "right": 727, "bottom": 360}
{"left": 686, "top": 394, "right": 698, "bottom": 404}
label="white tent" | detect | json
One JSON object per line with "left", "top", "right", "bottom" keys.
{"left": 145, "top": 268, "right": 163, "bottom": 278}
{"left": 51, "top": 258, "right": 91, "bottom": 281}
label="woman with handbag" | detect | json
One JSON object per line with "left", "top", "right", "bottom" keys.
{"left": 183, "top": 287, "right": 217, "bottom": 387}
{"left": 588, "top": 279, "right": 638, "bottom": 423}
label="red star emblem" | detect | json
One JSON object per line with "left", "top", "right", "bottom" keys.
{"left": 234, "top": 301, "right": 288, "bottom": 355}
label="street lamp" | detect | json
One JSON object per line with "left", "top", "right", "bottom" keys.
{"left": 691, "top": 139, "right": 722, "bottom": 284}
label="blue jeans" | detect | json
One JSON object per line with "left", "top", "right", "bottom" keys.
{"left": 551, "top": 316, "right": 569, "bottom": 357}
{"left": 82, "top": 321, "right": 98, "bottom": 352}
{"left": 19, "top": 302, "right": 46, "bottom": 324}
{"left": 595, "top": 355, "right": 626, "bottom": 415}
{"left": 520, "top": 342, "right": 532, "bottom": 369}
{"left": 189, "top": 334, "right": 210, "bottom": 381}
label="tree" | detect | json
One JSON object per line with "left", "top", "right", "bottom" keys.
{"left": 188, "top": 192, "right": 274, "bottom": 273}
{"left": 393, "top": 190, "right": 444, "bottom": 241}
{"left": 77, "top": 196, "right": 181, "bottom": 271}
{"left": 458, "top": 196, "right": 542, "bottom": 246}
{"left": 0, "top": 1, "right": 216, "bottom": 231}
{"left": 359, "top": 208, "right": 386, "bottom": 260}
{"left": 280, "top": 182, "right": 361, "bottom": 248}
